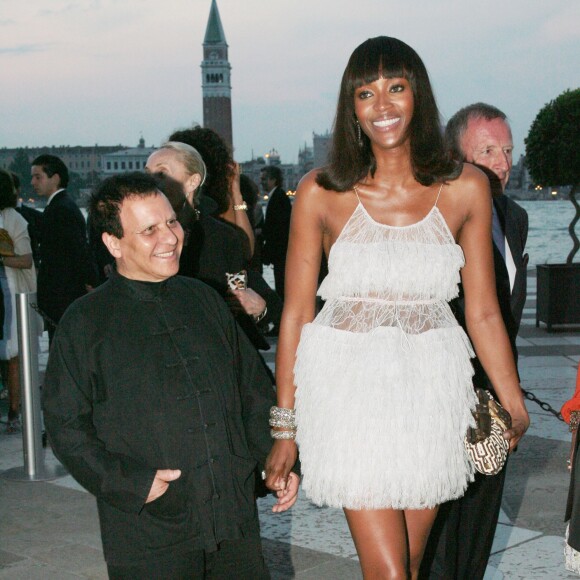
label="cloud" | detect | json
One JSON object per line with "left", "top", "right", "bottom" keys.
{"left": 0, "top": 19, "right": 16, "bottom": 26}
{"left": 0, "top": 44, "right": 51, "bottom": 55}
{"left": 38, "top": 1, "right": 100, "bottom": 17}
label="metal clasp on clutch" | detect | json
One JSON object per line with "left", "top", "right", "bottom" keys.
{"left": 466, "top": 389, "right": 492, "bottom": 444}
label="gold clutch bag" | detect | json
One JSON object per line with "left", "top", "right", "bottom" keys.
{"left": 464, "top": 388, "right": 511, "bottom": 476}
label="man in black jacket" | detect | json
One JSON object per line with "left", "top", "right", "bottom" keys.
{"left": 422, "top": 104, "right": 528, "bottom": 580}
{"left": 261, "top": 165, "right": 291, "bottom": 301}
{"left": 31, "top": 155, "right": 96, "bottom": 340}
{"left": 43, "top": 173, "right": 298, "bottom": 579}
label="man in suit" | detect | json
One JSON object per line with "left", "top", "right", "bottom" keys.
{"left": 421, "top": 103, "right": 529, "bottom": 580}
{"left": 31, "top": 154, "right": 96, "bottom": 341}
{"left": 261, "top": 165, "right": 291, "bottom": 302}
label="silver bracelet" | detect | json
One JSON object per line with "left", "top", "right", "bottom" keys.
{"left": 269, "top": 417, "right": 296, "bottom": 429}
{"left": 254, "top": 306, "right": 267, "bottom": 323}
{"left": 271, "top": 429, "right": 296, "bottom": 440}
{"left": 269, "top": 406, "right": 296, "bottom": 429}
{"left": 233, "top": 202, "right": 248, "bottom": 211}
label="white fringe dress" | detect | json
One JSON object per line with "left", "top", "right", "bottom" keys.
{"left": 294, "top": 188, "right": 477, "bottom": 510}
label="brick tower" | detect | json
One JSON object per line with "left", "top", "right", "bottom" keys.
{"left": 201, "top": 0, "right": 233, "bottom": 151}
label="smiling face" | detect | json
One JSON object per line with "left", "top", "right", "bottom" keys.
{"left": 354, "top": 77, "right": 414, "bottom": 151}
{"left": 103, "top": 193, "right": 184, "bottom": 282}
{"left": 460, "top": 117, "right": 513, "bottom": 190}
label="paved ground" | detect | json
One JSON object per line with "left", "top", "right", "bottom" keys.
{"left": 0, "top": 272, "right": 578, "bottom": 578}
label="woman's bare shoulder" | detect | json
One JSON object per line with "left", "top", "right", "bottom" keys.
{"left": 446, "top": 163, "right": 492, "bottom": 207}
{"left": 294, "top": 169, "right": 342, "bottom": 207}
{"left": 297, "top": 168, "right": 332, "bottom": 194}
{"left": 449, "top": 163, "right": 490, "bottom": 194}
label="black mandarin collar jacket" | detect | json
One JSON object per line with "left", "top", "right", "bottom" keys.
{"left": 43, "top": 270, "right": 275, "bottom": 564}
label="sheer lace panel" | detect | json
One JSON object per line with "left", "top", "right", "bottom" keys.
{"left": 315, "top": 203, "right": 465, "bottom": 334}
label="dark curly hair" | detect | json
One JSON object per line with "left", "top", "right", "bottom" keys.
{"left": 89, "top": 172, "right": 160, "bottom": 239}
{"left": 168, "top": 126, "right": 234, "bottom": 215}
{"left": 317, "top": 36, "right": 460, "bottom": 192}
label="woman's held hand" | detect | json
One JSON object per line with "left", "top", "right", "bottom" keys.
{"left": 264, "top": 439, "right": 297, "bottom": 493}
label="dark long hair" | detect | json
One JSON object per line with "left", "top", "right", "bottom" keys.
{"left": 0, "top": 169, "right": 17, "bottom": 210}
{"left": 317, "top": 36, "right": 460, "bottom": 192}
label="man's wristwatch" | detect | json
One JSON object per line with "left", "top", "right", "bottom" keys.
{"left": 253, "top": 306, "right": 267, "bottom": 323}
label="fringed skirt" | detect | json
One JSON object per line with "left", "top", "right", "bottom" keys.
{"left": 294, "top": 322, "right": 477, "bottom": 510}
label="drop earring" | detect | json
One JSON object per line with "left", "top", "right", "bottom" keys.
{"left": 356, "top": 120, "right": 363, "bottom": 147}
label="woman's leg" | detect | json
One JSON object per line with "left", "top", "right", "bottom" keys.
{"left": 404, "top": 507, "right": 438, "bottom": 579}
{"left": 345, "top": 508, "right": 408, "bottom": 579}
{"left": 344, "top": 506, "right": 438, "bottom": 579}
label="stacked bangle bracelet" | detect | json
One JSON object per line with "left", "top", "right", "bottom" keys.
{"left": 269, "top": 406, "right": 296, "bottom": 440}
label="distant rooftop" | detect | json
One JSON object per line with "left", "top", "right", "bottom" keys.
{"left": 103, "top": 147, "right": 156, "bottom": 158}
{"left": 204, "top": 0, "right": 227, "bottom": 45}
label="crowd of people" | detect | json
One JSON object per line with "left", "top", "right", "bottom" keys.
{"left": 3, "top": 33, "right": 578, "bottom": 580}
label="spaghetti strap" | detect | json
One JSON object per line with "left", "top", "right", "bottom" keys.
{"left": 433, "top": 183, "right": 444, "bottom": 208}
{"left": 353, "top": 185, "right": 362, "bottom": 204}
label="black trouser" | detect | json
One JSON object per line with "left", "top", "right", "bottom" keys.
{"left": 273, "top": 261, "right": 286, "bottom": 302}
{"left": 107, "top": 538, "right": 270, "bottom": 580}
{"left": 420, "top": 462, "right": 508, "bottom": 580}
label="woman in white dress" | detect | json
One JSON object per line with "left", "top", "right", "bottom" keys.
{"left": 0, "top": 170, "right": 37, "bottom": 433}
{"left": 264, "top": 37, "right": 529, "bottom": 578}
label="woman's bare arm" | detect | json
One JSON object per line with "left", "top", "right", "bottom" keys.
{"left": 265, "top": 171, "right": 326, "bottom": 489}
{"left": 456, "top": 166, "right": 529, "bottom": 449}
{"left": 221, "top": 162, "right": 255, "bottom": 258}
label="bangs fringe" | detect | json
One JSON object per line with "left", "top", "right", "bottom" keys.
{"left": 346, "top": 37, "right": 415, "bottom": 91}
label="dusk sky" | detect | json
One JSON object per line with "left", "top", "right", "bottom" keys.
{"left": 2, "top": 0, "right": 578, "bottom": 164}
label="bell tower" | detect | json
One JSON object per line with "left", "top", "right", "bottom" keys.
{"left": 201, "top": 0, "right": 233, "bottom": 151}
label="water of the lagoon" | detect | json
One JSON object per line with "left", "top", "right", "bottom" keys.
{"left": 80, "top": 199, "right": 578, "bottom": 270}
{"left": 519, "top": 200, "right": 578, "bottom": 266}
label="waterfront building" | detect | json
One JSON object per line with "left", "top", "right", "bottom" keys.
{"left": 101, "top": 138, "right": 156, "bottom": 176}
{"left": 313, "top": 131, "right": 332, "bottom": 168}
{"left": 0, "top": 145, "right": 124, "bottom": 181}
{"left": 241, "top": 149, "right": 302, "bottom": 193}
{"left": 240, "top": 157, "right": 267, "bottom": 191}
{"left": 298, "top": 144, "right": 314, "bottom": 176}
{"left": 201, "top": 0, "right": 233, "bottom": 151}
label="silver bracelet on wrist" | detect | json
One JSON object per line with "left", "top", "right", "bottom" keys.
{"left": 271, "top": 429, "right": 296, "bottom": 440}
{"left": 269, "top": 406, "right": 296, "bottom": 429}
{"left": 233, "top": 202, "right": 248, "bottom": 211}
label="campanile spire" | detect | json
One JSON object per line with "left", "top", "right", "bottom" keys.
{"left": 201, "top": 0, "right": 233, "bottom": 150}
